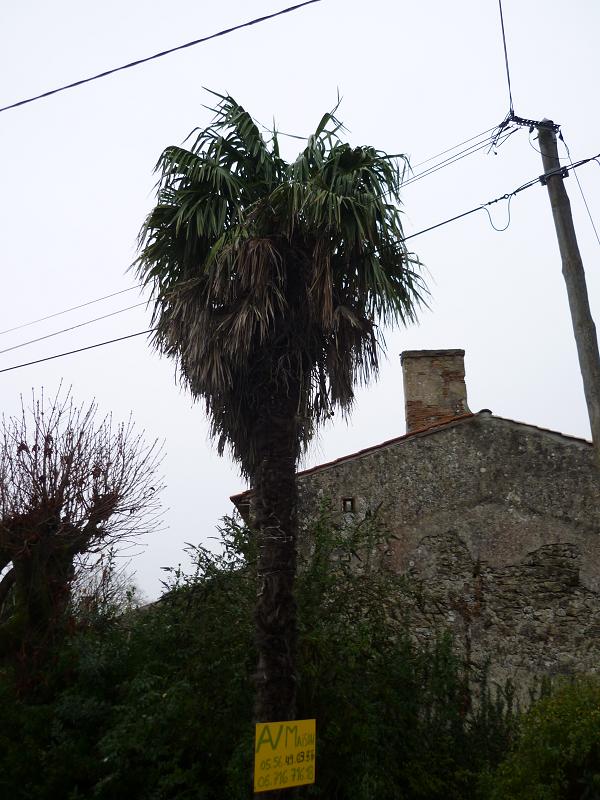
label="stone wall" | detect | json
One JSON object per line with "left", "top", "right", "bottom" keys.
{"left": 296, "top": 412, "right": 600, "bottom": 690}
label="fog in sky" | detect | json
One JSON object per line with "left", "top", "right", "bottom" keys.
{"left": 1, "top": 0, "right": 599, "bottom": 599}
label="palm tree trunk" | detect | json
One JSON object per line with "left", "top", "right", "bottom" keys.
{"left": 253, "top": 392, "right": 299, "bottom": 728}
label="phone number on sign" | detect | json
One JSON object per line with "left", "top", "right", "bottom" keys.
{"left": 256, "top": 763, "right": 315, "bottom": 790}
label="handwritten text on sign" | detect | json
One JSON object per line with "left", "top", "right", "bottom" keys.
{"left": 254, "top": 719, "right": 316, "bottom": 793}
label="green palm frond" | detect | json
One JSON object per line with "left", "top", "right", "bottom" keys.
{"left": 135, "top": 94, "right": 426, "bottom": 478}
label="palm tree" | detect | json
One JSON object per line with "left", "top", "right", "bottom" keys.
{"left": 136, "top": 94, "right": 425, "bottom": 725}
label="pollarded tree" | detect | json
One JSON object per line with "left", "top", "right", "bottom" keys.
{"left": 136, "top": 94, "right": 425, "bottom": 726}
{"left": 0, "top": 390, "right": 163, "bottom": 670}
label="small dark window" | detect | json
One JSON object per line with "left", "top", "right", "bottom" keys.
{"left": 342, "top": 497, "right": 355, "bottom": 513}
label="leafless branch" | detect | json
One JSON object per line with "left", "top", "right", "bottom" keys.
{"left": 0, "top": 387, "right": 164, "bottom": 627}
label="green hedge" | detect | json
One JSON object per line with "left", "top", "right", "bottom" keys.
{"left": 0, "top": 512, "right": 515, "bottom": 799}
{"left": 487, "top": 679, "right": 600, "bottom": 800}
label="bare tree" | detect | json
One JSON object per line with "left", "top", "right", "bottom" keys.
{"left": 70, "top": 547, "right": 144, "bottom": 620}
{"left": 0, "top": 388, "right": 163, "bottom": 669}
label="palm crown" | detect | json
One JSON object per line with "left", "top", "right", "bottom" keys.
{"left": 136, "top": 94, "right": 425, "bottom": 478}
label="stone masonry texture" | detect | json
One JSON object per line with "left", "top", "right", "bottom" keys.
{"left": 295, "top": 413, "right": 600, "bottom": 692}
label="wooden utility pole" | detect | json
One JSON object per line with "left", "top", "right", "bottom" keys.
{"left": 537, "top": 120, "right": 600, "bottom": 472}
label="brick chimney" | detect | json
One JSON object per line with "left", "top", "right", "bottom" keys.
{"left": 401, "top": 349, "right": 471, "bottom": 433}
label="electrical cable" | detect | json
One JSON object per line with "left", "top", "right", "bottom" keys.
{"left": 0, "top": 302, "right": 147, "bottom": 356}
{"left": 490, "top": 5, "right": 562, "bottom": 154}
{"left": 256, "top": 118, "right": 308, "bottom": 141}
{"left": 0, "top": 132, "right": 497, "bottom": 340}
{"left": 0, "top": 132, "right": 591, "bottom": 360}
{"left": 498, "top": 0, "right": 514, "bottom": 116}
{"left": 0, "top": 127, "right": 511, "bottom": 338}
{"left": 403, "top": 127, "right": 517, "bottom": 187}
{"left": 409, "top": 125, "right": 499, "bottom": 171}
{"left": 528, "top": 129, "right": 569, "bottom": 160}
{"left": 0, "top": 285, "right": 140, "bottom": 337}
{"left": 3, "top": 150, "right": 600, "bottom": 376}
{"left": 0, "top": 330, "right": 155, "bottom": 374}
{"left": 0, "top": 1, "right": 322, "bottom": 114}
{"left": 404, "top": 138, "right": 496, "bottom": 186}
{"left": 401, "top": 207, "right": 485, "bottom": 243}
{"left": 482, "top": 195, "right": 513, "bottom": 232}
{"left": 404, "top": 127, "right": 518, "bottom": 187}
{"left": 403, "top": 150, "right": 600, "bottom": 243}
{"left": 560, "top": 133, "right": 600, "bottom": 249}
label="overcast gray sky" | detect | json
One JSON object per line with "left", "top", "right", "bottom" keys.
{"left": 1, "top": 0, "right": 599, "bottom": 599}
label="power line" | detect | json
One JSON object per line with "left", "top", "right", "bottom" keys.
{"left": 481, "top": 195, "right": 514, "bottom": 232}
{"left": 403, "top": 127, "right": 518, "bottom": 187}
{"left": 0, "top": 330, "right": 155, "bottom": 374}
{"left": 560, "top": 133, "right": 600, "bottom": 249}
{"left": 0, "top": 129, "right": 505, "bottom": 338}
{"left": 0, "top": 126, "right": 586, "bottom": 352}
{"left": 404, "top": 137, "right": 496, "bottom": 186}
{"left": 389, "top": 127, "right": 502, "bottom": 183}
{"left": 0, "top": 118, "right": 525, "bottom": 341}
{"left": 528, "top": 128, "right": 569, "bottom": 160}
{"left": 0, "top": 1, "right": 322, "bottom": 114}
{"left": 0, "top": 302, "right": 147, "bottom": 356}
{"left": 5, "top": 130, "right": 494, "bottom": 338}
{"left": 402, "top": 204, "right": 493, "bottom": 243}
{"left": 3, "top": 149, "right": 599, "bottom": 377}
{"left": 488, "top": 2, "right": 559, "bottom": 152}
{"left": 402, "top": 177, "right": 536, "bottom": 242}
{"left": 491, "top": 4, "right": 564, "bottom": 155}
{"left": 409, "top": 125, "right": 499, "bottom": 171}
{"left": 0, "top": 285, "right": 140, "bottom": 337}
{"left": 498, "top": 0, "right": 515, "bottom": 115}
{"left": 403, "top": 150, "right": 600, "bottom": 243}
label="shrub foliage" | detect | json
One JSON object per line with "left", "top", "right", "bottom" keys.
{"left": 0, "top": 511, "right": 518, "bottom": 799}
{"left": 488, "top": 678, "right": 600, "bottom": 800}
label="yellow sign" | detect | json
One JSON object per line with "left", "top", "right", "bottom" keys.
{"left": 254, "top": 718, "right": 316, "bottom": 793}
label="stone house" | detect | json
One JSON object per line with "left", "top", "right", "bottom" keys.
{"left": 232, "top": 350, "right": 600, "bottom": 689}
